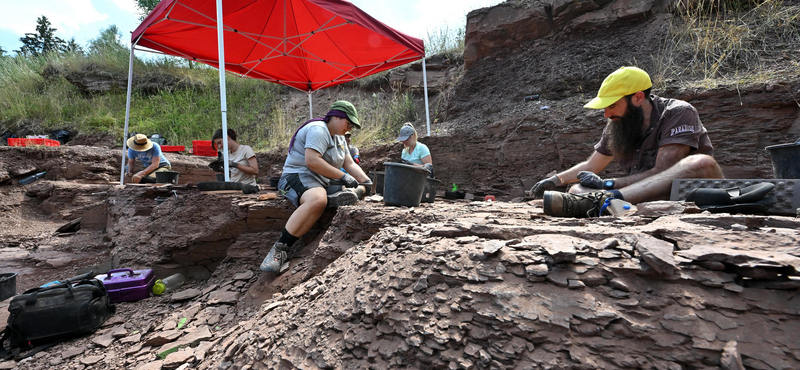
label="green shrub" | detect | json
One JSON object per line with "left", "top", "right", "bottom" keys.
{"left": 84, "top": 113, "right": 117, "bottom": 131}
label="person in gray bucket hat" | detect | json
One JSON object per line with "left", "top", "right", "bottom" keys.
{"left": 397, "top": 123, "right": 433, "bottom": 177}
{"left": 261, "top": 100, "right": 370, "bottom": 276}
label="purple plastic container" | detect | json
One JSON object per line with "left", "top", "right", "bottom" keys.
{"left": 94, "top": 268, "right": 155, "bottom": 303}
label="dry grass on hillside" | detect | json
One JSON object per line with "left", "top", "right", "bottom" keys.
{"left": 655, "top": 0, "right": 800, "bottom": 85}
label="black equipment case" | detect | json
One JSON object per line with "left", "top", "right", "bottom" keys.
{"left": 1, "top": 273, "right": 115, "bottom": 360}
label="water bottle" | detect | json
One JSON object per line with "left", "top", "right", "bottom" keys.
{"left": 152, "top": 273, "right": 186, "bottom": 295}
{"left": 604, "top": 198, "right": 638, "bottom": 216}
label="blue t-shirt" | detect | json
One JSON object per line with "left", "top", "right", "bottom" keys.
{"left": 401, "top": 142, "right": 431, "bottom": 164}
{"left": 127, "top": 143, "right": 170, "bottom": 168}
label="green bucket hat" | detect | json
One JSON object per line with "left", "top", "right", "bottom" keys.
{"left": 330, "top": 100, "right": 361, "bottom": 129}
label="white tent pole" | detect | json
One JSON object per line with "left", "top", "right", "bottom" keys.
{"left": 217, "top": 0, "right": 231, "bottom": 181}
{"left": 422, "top": 56, "right": 431, "bottom": 137}
{"left": 120, "top": 43, "right": 137, "bottom": 185}
{"left": 308, "top": 91, "right": 313, "bottom": 118}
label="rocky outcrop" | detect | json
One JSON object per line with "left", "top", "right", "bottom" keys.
{"left": 60, "top": 65, "right": 204, "bottom": 94}
{"left": 200, "top": 201, "right": 800, "bottom": 369}
{"left": 0, "top": 146, "right": 216, "bottom": 185}
{"left": 463, "top": 0, "right": 673, "bottom": 69}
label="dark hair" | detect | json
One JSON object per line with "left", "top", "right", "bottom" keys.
{"left": 624, "top": 88, "right": 653, "bottom": 103}
{"left": 211, "top": 128, "right": 238, "bottom": 150}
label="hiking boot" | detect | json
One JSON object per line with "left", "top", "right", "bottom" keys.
{"left": 327, "top": 189, "right": 358, "bottom": 208}
{"left": 260, "top": 242, "right": 290, "bottom": 274}
{"left": 543, "top": 190, "right": 614, "bottom": 218}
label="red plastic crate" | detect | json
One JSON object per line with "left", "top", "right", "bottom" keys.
{"left": 7, "top": 138, "right": 60, "bottom": 147}
{"left": 160, "top": 145, "right": 185, "bottom": 153}
{"left": 7, "top": 138, "right": 26, "bottom": 147}
{"left": 192, "top": 140, "right": 217, "bottom": 157}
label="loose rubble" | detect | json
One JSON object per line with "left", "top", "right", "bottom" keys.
{"left": 3, "top": 196, "right": 799, "bottom": 370}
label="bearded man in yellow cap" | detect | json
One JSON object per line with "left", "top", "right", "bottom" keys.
{"left": 530, "top": 66, "right": 723, "bottom": 217}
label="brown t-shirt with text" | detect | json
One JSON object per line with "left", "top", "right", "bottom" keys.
{"left": 594, "top": 95, "right": 713, "bottom": 175}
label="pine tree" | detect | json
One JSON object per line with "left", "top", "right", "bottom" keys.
{"left": 17, "top": 16, "right": 66, "bottom": 56}
{"left": 65, "top": 38, "right": 83, "bottom": 54}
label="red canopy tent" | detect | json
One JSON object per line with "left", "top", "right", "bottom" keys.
{"left": 120, "top": 0, "right": 431, "bottom": 183}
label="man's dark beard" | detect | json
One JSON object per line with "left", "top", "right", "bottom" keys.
{"left": 607, "top": 102, "right": 645, "bottom": 161}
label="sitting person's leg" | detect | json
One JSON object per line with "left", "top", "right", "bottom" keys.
{"left": 261, "top": 186, "right": 327, "bottom": 274}
{"left": 618, "top": 154, "right": 722, "bottom": 204}
{"left": 567, "top": 183, "right": 593, "bottom": 195}
{"left": 546, "top": 155, "right": 723, "bottom": 218}
{"left": 286, "top": 187, "right": 328, "bottom": 237}
{"left": 140, "top": 175, "right": 157, "bottom": 184}
{"left": 142, "top": 165, "right": 172, "bottom": 184}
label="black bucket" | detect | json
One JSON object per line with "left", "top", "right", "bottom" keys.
{"left": 269, "top": 176, "right": 281, "bottom": 188}
{"left": 155, "top": 171, "right": 180, "bottom": 184}
{"left": 0, "top": 272, "right": 17, "bottom": 301}
{"left": 370, "top": 171, "right": 385, "bottom": 195}
{"left": 421, "top": 178, "right": 441, "bottom": 203}
{"left": 216, "top": 173, "right": 225, "bottom": 182}
{"left": 765, "top": 139, "right": 800, "bottom": 179}
{"left": 383, "top": 163, "right": 428, "bottom": 207}
{"left": 444, "top": 190, "right": 466, "bottom": 199}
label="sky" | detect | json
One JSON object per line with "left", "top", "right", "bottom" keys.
{"left": 0, "top": 0, "right": 504, "bottom": 54}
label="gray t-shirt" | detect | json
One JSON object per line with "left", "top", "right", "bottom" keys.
{"left": 283, "top": 120, "right": 347, "bottom": 187}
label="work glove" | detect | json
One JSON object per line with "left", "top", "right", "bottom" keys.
{"left": 577, "top": 171, "right": 604, "bottom": 189}
{"left": 208, "top": 160, "right": 224, "bottom": 172}
{"left": 339, "top": 173, "right": 359, "bottom": 188}
{"left": 423, "top": 163, "right": 434, "bottom": 178}
{"left": 353, "top": 155, "right": 360, "bottom": 165}
{"left": 228, "top": 160, "right": 238, "bottom": 169}
{"left": 529, "top": 175, "right": 559, "bottom": 199}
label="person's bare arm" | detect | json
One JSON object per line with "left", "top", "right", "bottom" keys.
{"left": 555, "top": 151, "right": 613, "bottom": 185}
{"left": 234, "top": 156, "right": 259, "bottom": 176}
{"left": 420, "top": 155, "right": 432, "bottom": 166}
{"left": 126, "top": 157, "right": 135, "bottom": 176}
{"left": 305, "top": 148, "right": 349, "bottom": 180}
{"left": 611, "top": 144, "right": 690, "bottom": 188}
{"left": 342, "top": 152, "right": 369, "bottom": 182}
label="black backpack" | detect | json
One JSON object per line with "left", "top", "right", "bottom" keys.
{"left": 0, "top": 273, "right": 115, "bottom": 360}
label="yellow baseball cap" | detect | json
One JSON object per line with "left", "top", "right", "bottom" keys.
{"left": 584, "top": 67, "right": 652, "bottom": 109}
